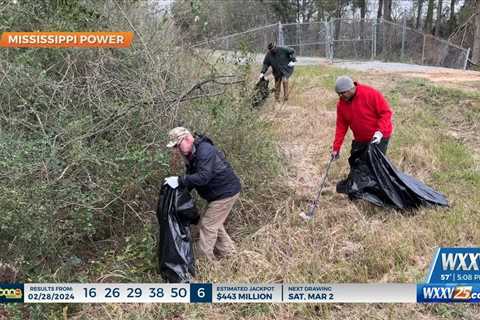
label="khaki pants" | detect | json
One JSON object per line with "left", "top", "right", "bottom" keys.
{"left": 274, "top": 77, "right": 289, "bottom": 101}
{"left": 198, "top": 193, "right": 239, "bottom": 260}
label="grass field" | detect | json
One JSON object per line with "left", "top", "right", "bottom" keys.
{"left": 69, "top": 65, "right": 479, "bottom": 319}
{"left": 3, "top": 64, "right": 480, "bottom": 320}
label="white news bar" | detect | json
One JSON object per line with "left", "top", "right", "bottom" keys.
{"left": 24, "top": 283, "right": 190, "bottom": 303}
{"left": 285, "top": 284, "right": 416, "bottom": 303}
{"left": 22, "top": 283, "right": 417, "bottom": 303}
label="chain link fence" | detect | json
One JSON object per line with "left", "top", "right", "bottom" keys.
{"left": 194, "top": 19, "right": 470, "bottom": 70}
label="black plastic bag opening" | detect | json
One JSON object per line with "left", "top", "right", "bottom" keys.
{"left": 337, "top": 143, "right": 448, "bottom": 210}
{"left": 156, "top": 184, "right": 199, "bottom": 283}
{"left": 251, "top": 77, "right": 270, "bottom": 108}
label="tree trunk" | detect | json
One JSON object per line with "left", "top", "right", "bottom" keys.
{"left": 448, "top": 0, "right": 456, "bottom": 34}
{"left": 473, "top": 0, "right": 480, "bottom": 64}
{"left": 376, "top": 0, "right": 383, "bottom": 55}
{"left": 423, "top": 0, "right": 434, "bottom": 32}
{"left": 360, "top": 0, "right": 366, "bottom": 56}
{"left": 382, "top": 0, "right": 392, "bottom": 56}
{"left": 360, "top": 0, "right": 366, "bottom": 19}
{"left": 425, "top": 0, "right": 435, "bottom": 34}
{"left": 435, "top": 0, "right": 443, "bottom": 36}
{"left": 360, "top": 0, "right": 366, "bottom": 34}
{"left": 377, "top": 0, "right": 383, "bottom": 21}
{"left": 334, "top": 0, "right": 342, "bottom": 41}
{"left": 416, "top": 0, "right": 424, "bottom": 30}
{"left": 318, "top": 3, "right": 324, "bottom": 21}
{"left": 384, "top": 0, "right": 392, "bottom": 21}
{"left": 296, "top": 0, "right": 301, "bottom": 22}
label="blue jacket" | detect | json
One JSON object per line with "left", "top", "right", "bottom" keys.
{"left": 178, "top": 135, "right": 241, "bottom": 202}
{"left": 261, "top": 46, "right": 296, "bottom": 79}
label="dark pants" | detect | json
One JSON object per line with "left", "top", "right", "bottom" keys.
{"left": 351, "top": 138, "right": 389, "bottom": 156}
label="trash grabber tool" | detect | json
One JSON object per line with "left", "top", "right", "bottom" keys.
{"left": 299, "top": 156, "right": 334, "bottom": 221}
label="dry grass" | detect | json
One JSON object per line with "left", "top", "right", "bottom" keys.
{"left": 61, "top": 64, "right": 480, "bottom": 320}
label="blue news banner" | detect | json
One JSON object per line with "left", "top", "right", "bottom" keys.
{"left": 417, "top": 247, "right": 480, "bottom": 303}
{"left": 2, "top": 247, "right": 479, "bottom": 303}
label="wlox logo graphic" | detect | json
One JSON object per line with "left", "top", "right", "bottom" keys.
{"left": 0, "top": 283, "right": 24, "bottom": 303}
{"left": 426, "top": 248, "right": 480, "bottom": 284}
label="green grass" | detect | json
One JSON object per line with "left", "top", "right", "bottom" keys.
{"left": 294, "top": 65, "right": 360, "bottom": 92}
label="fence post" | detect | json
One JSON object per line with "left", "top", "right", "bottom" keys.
{"left": 401, "top": 11, "right": 406, "bottom": 61}
{"left": 464, "top": 47, "right": 471, "bottom": 70}
{"left": 277, "top": 21, "right": 284, "bottom": 46}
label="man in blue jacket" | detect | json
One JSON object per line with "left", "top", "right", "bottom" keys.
{"left": 259, "top": 42, "right": 296, "bottom": 102}
{"left": 165, "top": 127, "right": 241, "bottom": 261}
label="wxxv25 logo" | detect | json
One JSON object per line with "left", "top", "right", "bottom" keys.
{"left": 419, "top": 248, "right": 480, "bottom": 303}
{"left": 418, "top": 285, "right": 480, "bottom": 303}
{"left": 426, "top": 248, "right": 480, "bottom": 284}
{"left": 0, "top": 283, "right": 24, "bottom": 303}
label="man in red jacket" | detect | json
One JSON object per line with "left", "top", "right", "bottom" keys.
{"left": 331, "top": 76, "right": 393, "bottom": 161}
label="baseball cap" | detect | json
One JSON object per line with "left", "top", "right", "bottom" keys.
{"left": 166, "top": 127, "right": 191, "bottom": 148}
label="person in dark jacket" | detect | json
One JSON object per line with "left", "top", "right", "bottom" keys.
{"left": 165, "top": 127, "right": 241, "bottom": 261}
{"left": 331, "top": 75, "right": 394, "bottom": 161}
{"left": 259, "top": 42, "right": 296, "bottom": 102}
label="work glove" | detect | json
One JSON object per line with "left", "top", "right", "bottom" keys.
{"left": 331, "top": 150, "right": 339, "bottom": 161}
{"left": 371, "top": 131, "right": 383, "bottom": 144}
{"left": 164, "top": 176, "right": 179, "bottom": 189}
{"left": 259, "top": 73, "right": 264, "bottom": 80}
{"left": 288, "top": 61, "right": 295, "bottom": 67}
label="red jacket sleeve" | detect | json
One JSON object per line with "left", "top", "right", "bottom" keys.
{"left": 333, "top": 102, "right": 349, "bottom": 152}
{"left": 372, "top": 90, "right": 393, "bottom": 137}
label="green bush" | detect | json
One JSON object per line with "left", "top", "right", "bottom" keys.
{"left": 0, "top": 0, "right": 282, "bottom": 289}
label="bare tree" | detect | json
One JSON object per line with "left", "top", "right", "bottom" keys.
{"left": 334, "top": 0, "right": 343, "bottom": 40}
{"left": 377, "top": 0, "right": 383, "bottom": 21}
{"left": 376, "top": 0, "right": 383, "bottom": 55}
{"left": 359, "top": 0, "right": 366, "bottom": 32}
{"left": 354, "top": 0, "right": 367, "bottom": 55}
{"left": 384, "top": 0, "right": 392, "bottom": 21}
{"left": 425, "top": 0, "right": 435, "bottom": 33}
{"left": 435, "top": 0, "right": 443, "bottom": 36}
{"left": 448, "top": 0, "right": 456, "bottom": 34}
{"left": 360, "top": 0, "right": 366, "bottom": 20}
{"left": 416, "top": 0, "right": 424, "bottom": 30}
{"left": 473, "top": 0, "right": 480, "bottom": 64}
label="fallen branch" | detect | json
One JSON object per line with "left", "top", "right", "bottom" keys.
{"left": 174, "top": 75, "right": 244, "bottom": 106}
{"left": 164, "top": 90, "right": 226, "bottom": 103}
{"left": 468, "top": 59, "right": 480, "bottom": 68}
{"left": 448, "top": 12, "right": 477, "bottom": 45}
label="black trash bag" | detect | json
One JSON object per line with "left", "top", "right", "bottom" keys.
{"left": 337, "top": 143, "right": 448, "bottom": 209}
{"left": 174, "top": 186, "right": 200, "bottom": 225}
{"left": 156, "top": 184, "right": 199, "bottom": 283}
{"left": 251, "top": 77, "right": 270, "bottom": 108}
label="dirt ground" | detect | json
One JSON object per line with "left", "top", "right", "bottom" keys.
{"left": 330, "top": 59, "right": 480, "bottom": 92}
